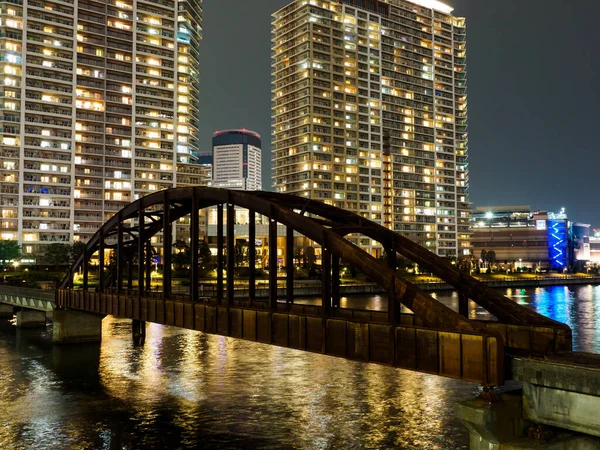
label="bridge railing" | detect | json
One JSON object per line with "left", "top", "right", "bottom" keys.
{"left": 57, "top": 288, "right": 505, "bottom": 385}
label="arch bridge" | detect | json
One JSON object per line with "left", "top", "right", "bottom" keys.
{"left": 57, "top": 188, "right": 571, "bottom": 386}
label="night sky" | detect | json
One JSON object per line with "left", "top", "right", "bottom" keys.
{"left": 198, "top": 0, "right": 600, "bottom": 226}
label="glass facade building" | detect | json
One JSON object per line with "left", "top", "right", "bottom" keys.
{"left": 0, "top": 0, "right": 203, "bottom": 256}
{"left": 272, "top": 0, "right": 470, "bottom": 257}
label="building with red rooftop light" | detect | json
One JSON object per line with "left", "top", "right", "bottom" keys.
{"left": 211, "top": 129, "right": 262, "bottom": 191}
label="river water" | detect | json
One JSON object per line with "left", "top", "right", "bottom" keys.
{"left": 1, "top": 285, "right": 600, "bottom": 449}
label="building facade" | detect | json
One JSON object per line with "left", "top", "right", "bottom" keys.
{"left": 472, "top": 206, "right": 572, "bottom": 270}
{"left": 589, "top": 230, "right": 600, "bottom": 265}
{"left": 0, "top": 0, "right": 202, "bottom": 257}
{"left": 271, "top": 0, "right": 470, "bottom": 257}
{"left": 211, "top": 129, "right": 262, "bottom": 191}
{"left": 205, "top": 129, "right": 269, "bottom": 259}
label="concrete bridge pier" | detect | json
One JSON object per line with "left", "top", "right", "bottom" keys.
{"left": 0, "top": 303, "right": 14, "bottom": 319}
{"left": 15, "top": 309, "right": 47, "bottom": 328}
{"left": 132, "top": 320, "right": 146, "bottom": 345}
{"left": 52, "top": 310, "right": 104, "bottom": 344}
{"left": 456, "top": 388, "right": 600, "bottom": 449}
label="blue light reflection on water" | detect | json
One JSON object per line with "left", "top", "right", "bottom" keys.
{"left": 434, "top": 284, "right": 600, "bottom": 354}
{"left": 530, "top": 285, "right": 600, "bottom": 354}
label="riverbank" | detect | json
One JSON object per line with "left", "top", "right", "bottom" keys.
{"left": 187, "top": 275, "right": 600, "bottom": 298}
{"left": 415, "top": 275, "right": 600, "bottom": 292}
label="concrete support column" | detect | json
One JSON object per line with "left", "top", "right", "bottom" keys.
{"left": 52, "top": 310, "right": 103, "bottom": 344}
{"left": 15, "top": 310, "right": 47, "bottom": 328}
{"left": 132, "top": 319, "right": 146, "bottom": 345}
{"left": 0, "top": 303, "right": 14, "bottom": 318}
{"left": 456, "top": 393, "right": 600, "bottom": 449}
{"left": 456, "top": 393, "right": 528, "bottom": 449}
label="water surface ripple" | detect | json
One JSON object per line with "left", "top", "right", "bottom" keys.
{"left": 1, "top": 284, "right": 599, "bottom": 449}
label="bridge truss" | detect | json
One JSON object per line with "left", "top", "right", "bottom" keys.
{"left": 58, "top": 188, "right": 571, "bottom": 386}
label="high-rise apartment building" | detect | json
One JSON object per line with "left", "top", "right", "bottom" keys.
{"left": 0, "top": 0, "right": 202, "bottom": 257}
{"left": 211, "top": 129, "right": 262, "bottom": 191}
{"left": 272, "top": 0, "right": 470, "bottom": 258}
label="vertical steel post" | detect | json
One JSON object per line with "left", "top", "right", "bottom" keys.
{"left": 387, "top": 247, "right": 398, "bottom": 325}
{"left": 227, "top": 203, "right": 235, "bottom": 306}
{"left": 162, "top": 191, "right": 172, "bottom": 299}
{"left": 387, "top": 247, "right": 396, "bottom": 272}
{"left": 321, "top": 248, "right": 331, "bottom": 318}
{"left": 138, "top": 202, "right": 145, "bottom": 297}
{"left": 98, "top": 230, "right": 105, "bottom": 293}
{"left": 117, "top": 214, "right": 124, "bottom": 294}
{"left": 388, "top": 275, "right": 398, "bottom": 326}
{"left": 82, "top": 245, "right": 89, "bottom": 291}
{"left": 332, "top": 255, "right": 340, "bottom": 309}
{"left": 269, "top": 217, "right": 278, "bottom": 310}
{"left": 145, "top": 241, "right": 152, "bottom": 293}
{"left": 459, "top": 292, "right": 469, "bottom": 318}
{"left": 190, "top": 189, "right": 199, "bottom": 302}
{"left": 127, "top": 255, "right": 133, "bottom": 292}
{"left": 67, "top": 267, "right": 74, "bottom": 290}
{"left": 248, "top": 210, "right": 256, "bottom": 304}
{"left": 286, "top": 226, "right": 294, "bottom": 307}
{"left": 216, "top": 204, "right": 224, "bottom": 305}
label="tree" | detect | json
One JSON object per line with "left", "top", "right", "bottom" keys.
{"left": 486, "top": 250, "right": 497, "bottom": 265}
{"left": 172, "top": 240, "right": 191, "bottom": 270}
{"left": 0, "top": 240, "right": 20, "bottom": 271}
{"left": 199, "top": 240, "right": 212, "bottom": 267}
{"left": 70, "top": 241, "right": 87, "bottom": 264}
{"left": 457, "top": 256, "right": 472, "bottom": 273}
{"left": 480, "top": 250, "right": 488, "bottom": 263}
{"left": 234, "top": 241, "right": 247, "bottom": 267}
{"left": 43, "top": 243, "right": 71, "bottom": 270}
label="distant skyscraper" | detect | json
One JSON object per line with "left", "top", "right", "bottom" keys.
{"left": 271, "top": 0, "right": 470, "bottom": 258}
{"left": 211, "top": 129, "right": 262, "bottom": 191}
{"left": 0, "top": 0, "right": 203, "bottom": 257}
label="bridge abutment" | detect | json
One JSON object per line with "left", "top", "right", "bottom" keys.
{"left": 15, "top": 310, "right": 47, "bottom": 328}
{"left": 0, "top": 303, "right": 14, "bottom": 318}
{"left": 513, "top": 356, "right": 600, "bottom": 439}
{"left": 456, "top": 392, "right": 599, "bottom": 449}
{"left": 52, "top": 310, "right": 103, "bottom": 344}
{"left": 456, "top": 392, "right": 528, "bottom": 449}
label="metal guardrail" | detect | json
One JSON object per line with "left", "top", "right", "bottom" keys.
{"left": 0, "top": 286, "right": 55, "bottom": 312}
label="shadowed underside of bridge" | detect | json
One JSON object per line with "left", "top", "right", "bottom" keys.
{"left": 57, "top": 188, "right": 572, "bottom": 386}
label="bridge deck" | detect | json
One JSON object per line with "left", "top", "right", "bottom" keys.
{"left": 57, "top": 289, "right": 504, "bottom": 385}
{"left": 0, "top": 286, "right": 54, "bottom": 312}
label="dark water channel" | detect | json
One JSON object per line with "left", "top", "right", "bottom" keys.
{"left": 1, "top": 285, "right": 599, "bottom": 449}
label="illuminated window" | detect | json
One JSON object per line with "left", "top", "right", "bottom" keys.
{"left": 6, "top": 19, "right": 21, "bottom": 29}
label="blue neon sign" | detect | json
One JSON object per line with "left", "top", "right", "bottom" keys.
{"left": 547, "top": 220, "right": 568, "bottom": 269}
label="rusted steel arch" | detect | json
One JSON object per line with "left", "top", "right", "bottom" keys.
{"left": 250, "top": 192, "right": 569, "bottom": 332}
{"left": 60, "top": 187, "right": 495, "bottom": 335}
{"left": 59, "top": 187, "right": 571, "bottom": 350}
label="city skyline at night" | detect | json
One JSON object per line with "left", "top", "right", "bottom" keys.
{"left": 198, "top": 0, "right": 600, "bottom": 225}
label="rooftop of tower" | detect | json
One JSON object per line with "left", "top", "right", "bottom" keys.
{"left": 274, "top": 0, "right": 454, "bottom": 16}
{"left": 213, "top": 129, "right": 261, "bottom": 139}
